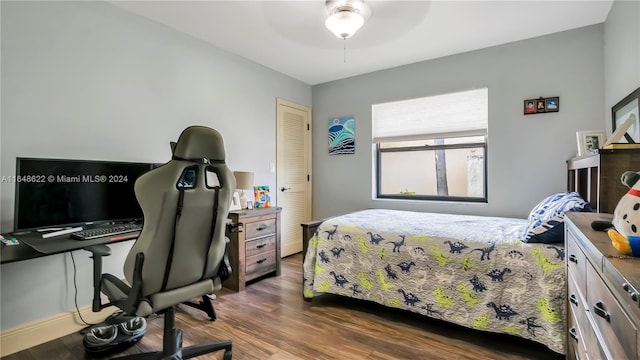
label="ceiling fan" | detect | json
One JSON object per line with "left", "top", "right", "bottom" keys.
{"left": 324, "top": 0, "right": 370, "bottom": 39}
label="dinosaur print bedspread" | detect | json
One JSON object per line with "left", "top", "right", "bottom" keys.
{"left": 303, "top": 209, "right": 566, "bottom": 354}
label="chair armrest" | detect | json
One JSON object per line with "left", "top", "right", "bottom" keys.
{"left": 84, "top": 244, "right": 112, "bottom": 312}
{"left": 84, "top": 244, "right": 112, "bottom": 257}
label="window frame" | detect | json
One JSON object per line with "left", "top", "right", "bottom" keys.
{"left": 375, "top": 139, "right": 488, "bottom": 203}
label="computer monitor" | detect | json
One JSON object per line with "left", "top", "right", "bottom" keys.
{"left": 14, "top": 157, "right": 154, "bottom": 231}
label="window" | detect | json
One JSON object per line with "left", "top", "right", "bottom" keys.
{"left": 373, "top": 88, "right": 488, "bottom": 202}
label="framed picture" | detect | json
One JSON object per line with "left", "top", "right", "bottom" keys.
{"left": 545, "top": 97, "right": 559, "bottom": 112}
{"left": 604, "top": 117, "right": 635, "bottom": 146}
{"left": 253, "top": 185, "right": 271, "bottom": 208}
{"left": 524, "top": 100, "right": 536, "bottom": 114}
{"left": 612, "top": 87, "right": 640, "bottom": 143}
{"left": 576, "top": 130, "right": 605, "bottom": 156}
{"left": 329, "top": 116, "right": 355, "bottom": 155}
{"left": 523, "top": 97, "right": 559, "bottom": 115}
{"left": 229, "top": 191, "right": 241, "bottom": 211}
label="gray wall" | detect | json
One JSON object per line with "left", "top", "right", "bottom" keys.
{"left": 2, "top": 0, "right": 637, "bottom": 339}
{"left": 311, "top": 24, "right": 605, "bottom": 220}
{"left": 604, "top": 0, "right": 640, "bottom": 133}
{"left": 0, "top": 1, "right": 311, "bottom": 330}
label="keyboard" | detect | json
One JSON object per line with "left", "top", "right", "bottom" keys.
{"left": 71, "top": 224, "right": 142, "bottom": 240}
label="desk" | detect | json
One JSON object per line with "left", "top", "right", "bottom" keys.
{"left": 1, "top": 231, "right": 138, "bottom": 264}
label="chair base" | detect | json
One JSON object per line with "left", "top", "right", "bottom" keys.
{"left": 111, "top": 307, "right": 232, "bottom": 360}
{"left": 113, "top": 340, "right": 232, "bottom": 360}
{"left": 182, "top": 295, "right": 217, "bottom": 321}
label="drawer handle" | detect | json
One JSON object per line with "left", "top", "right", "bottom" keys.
{"left": 256, "top": 225, "right": 267, "bottom": 231}
{"left": 569, "top": 254, "right": 578, "bottom": 264}
{"left": 593, "top": 302, "right": 610, "bottom": 322}
{"left": 256, "top": 258, "right": 267, "bottom": 264}
{"left": 622, "top": 283, "right": 639, "bottom": 302}
{"left": 569, "top": 327, "right": 579, "bottom": 342}
{"left": 228, "top": 222, "right": 243, "bottom": 233}
{"left": 569, "top": 294, "right": 579, "bottom": 307}
{"left": 256, "top": 244, "right": 266, "bottom": 249}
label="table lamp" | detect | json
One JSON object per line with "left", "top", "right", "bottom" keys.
{"left": 233, "top": 171, "right": 254, "bottom": 209}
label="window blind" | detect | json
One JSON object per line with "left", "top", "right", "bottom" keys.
{"left": 372, "top": 88, "right": 488, "bottom": 143}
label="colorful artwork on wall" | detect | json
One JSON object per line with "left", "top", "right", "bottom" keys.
{"left": 329, "top": 116, "right": 355, "bottom": 155}
{"left": 253, "top": 186, "right": 271, "bottom": 208}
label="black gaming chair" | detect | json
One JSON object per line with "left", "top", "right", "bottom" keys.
{"left": 85, "top": 126, "right": 234, "bottom": 359}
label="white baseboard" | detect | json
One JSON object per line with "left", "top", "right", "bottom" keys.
{"left": 0, "top": 305, "right": 116, "bottom": 357}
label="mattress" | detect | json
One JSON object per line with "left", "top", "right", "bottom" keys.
{"left": 303, "top": 209, "right": 566, "bottom": 354}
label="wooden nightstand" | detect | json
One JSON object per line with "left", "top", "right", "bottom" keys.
{"left": 225, "top": 207, "right": 282, "bottom": 291}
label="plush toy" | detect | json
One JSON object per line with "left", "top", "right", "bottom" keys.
{"left": 608, "top": 171, "right": 640, "bottom": 255}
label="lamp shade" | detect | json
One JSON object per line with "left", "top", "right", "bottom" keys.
{"left": 233, "top": 171, "right": 254, "bottom": 190}
{"left": 325, "top": 9, "right": 364, "bottom": 39}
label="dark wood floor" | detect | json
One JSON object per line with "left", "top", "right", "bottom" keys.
{"left": 5, "top": 254, "right": 565, "bottom": 359}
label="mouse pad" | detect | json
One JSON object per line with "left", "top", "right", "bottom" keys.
{"left": 20, "top": 233, "right": 138, "bottom": 254}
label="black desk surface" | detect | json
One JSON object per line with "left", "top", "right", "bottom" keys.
{"left": 1, "top": 230, "right": 138, "bottom": 264}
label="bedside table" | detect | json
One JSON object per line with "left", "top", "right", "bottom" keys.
{"left": 225, "top": 207, "right": 282, "bottom": 291}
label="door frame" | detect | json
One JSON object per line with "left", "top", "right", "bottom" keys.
{"left": 276, "top": 98, "right": 312, "bottom": 255}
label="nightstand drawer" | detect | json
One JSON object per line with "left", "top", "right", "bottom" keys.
{"left": 245, "top": 219, "right": 276, "bottom": 240}
{"left": 586, "top": 263, "right": 637, "bottom": 360}
{"left": 246, "top": 235, "right": 276, "bottom": 258}
{"left": 567, "top": 231, "right": 587, "bottom": 290}
{"left": 245, "top": 250, "right": 277, "bottom": 281}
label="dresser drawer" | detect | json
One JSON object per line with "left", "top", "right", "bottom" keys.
{"left": 246, "top": 235, "right": 276, "bottom": 258}
{"left": 586, "top": 263, "right": 637, "bottom": 360}
{"left": 568, "top": 272, "right": 595, "bottom": 347}
{"left": 567, "top": 231, "right": 587, "bottom": 290}
{"left": 245, "top": 250, "right": 277, "bottom": 281}
{"left": 603, "top": 259, "right": 640, "bottom": 322}
{"left": 245, "top": 219, "right": 276, "bottom": 240}
{"left": 568, "top": 309, "right": 589, "bottom": 360}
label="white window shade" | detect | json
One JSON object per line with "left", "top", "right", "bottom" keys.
{"left": 372, "top": 88, "right": 488, "bottom": 143}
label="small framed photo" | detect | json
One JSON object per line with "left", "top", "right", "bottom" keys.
{"left": 612, "top": 87, "right": 640, "bottom": 143}
{"left": 229, "top": 191, "right": 241, "bottom": 211}
{"left": 524, "top": 100, "right": 537, "bottom": 114}
{"left": 253, "top": 185, "right": 271, "bottom": 208}
{"left": 524, "top": 96, "right": 560, "bottom": 115}
{"left": 576, "top": 130, "right": 605, "bottom": 156}
{"left": 545, "top": 97, "right": 559, "bottom": 112}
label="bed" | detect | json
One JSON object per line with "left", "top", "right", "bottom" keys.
{"left": 302, "top": 208, "right": 572, "bottom": 354}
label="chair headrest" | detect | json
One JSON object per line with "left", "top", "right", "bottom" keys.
{"left": 172, "top": 126, "right": 226, "bottom": 162}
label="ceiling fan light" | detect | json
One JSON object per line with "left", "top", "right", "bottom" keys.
{"left": 325, "top": 9, "right": 365, "bottom": 39}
